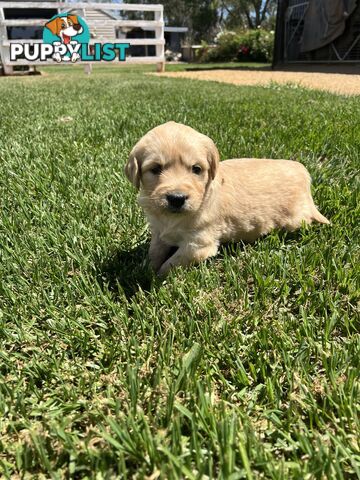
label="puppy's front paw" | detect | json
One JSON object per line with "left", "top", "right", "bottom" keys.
{"left": 158, "top": 262, "right": 172, "bottom": 278}
{"left": 158, "top": 243, "right": 219, "bottom": 277}
{"left": 52, "top": 52, "right": 62, "bottom": 63}
{"left": 149, "top": 241, "right": 177, "bottom": 274}
{"left": 71, "top": 52, "right": 81, "bottom": 63}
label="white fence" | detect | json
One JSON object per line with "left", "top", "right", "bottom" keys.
{"left": 0, "top": 2, "right": 165, "bottom": 74}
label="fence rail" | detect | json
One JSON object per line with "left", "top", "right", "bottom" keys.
{"left": 0, "top": 2, "right": 165, "bottom": 74}
{"left": 0, "top": 2, "right": 163, "bottom": 11}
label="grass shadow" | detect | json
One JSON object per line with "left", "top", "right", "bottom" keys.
{"left": 96, "top": 230, "right": 307, "bottom": 300}
{"left": 185, "top": 65, "right": 272, "bottom": 72}
{"left": 217, "top": 228, "right": 304, "bottom": 256}
{"left": 97, "top": 242, "right": 154, "bottom": 300}
{"left": 273, "top": 64, "right": 360, "bottom": 75}
{"left": 185, "top": 63, "right": 360, "bottom": 75}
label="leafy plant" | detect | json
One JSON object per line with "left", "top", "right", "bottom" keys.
{"left": 199, "top": 28, "right": 275, "bottom": 62}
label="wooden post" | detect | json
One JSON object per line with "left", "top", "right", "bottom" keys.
{"left": 84, "top": 63, "right": 92, "bottom": 74}
{"left": 155, "top": 5, "right": 165, "bottom": 72}
{"left": 156, "top": 62, "right": 165, "bottom": 72}
{"left": 0, "top": 6, "right": 14, "bottom": 75}
{"left": 2, "top": 64, "right": 14, "bottom": 75}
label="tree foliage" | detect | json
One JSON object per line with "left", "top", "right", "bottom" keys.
{"left": 221, "top": 0, "right": 277, "bottom": 30}
{"left": 124, "top": 0, "right": 219, "bottom": 43}
{"left": 121, "top": 0, "right": 276, "bottom": 43}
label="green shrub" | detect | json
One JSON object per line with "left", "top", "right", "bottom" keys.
{"left": 198, "top": 29, "right": 274, "bottom": 63}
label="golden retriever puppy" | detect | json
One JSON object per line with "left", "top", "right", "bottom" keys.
{"left": 125, "top": 121, "right": 329, "bottom": 276}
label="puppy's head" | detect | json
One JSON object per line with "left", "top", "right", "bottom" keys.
{"left": 125, "top": 121, "right": 219, "bottom": 215}
{"left": 45, "top": 15, "right": 83, "bottom": 42}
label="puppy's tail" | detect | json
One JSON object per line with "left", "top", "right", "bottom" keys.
{"left": 312, "top": 207, "right": 330, "bottom": 225}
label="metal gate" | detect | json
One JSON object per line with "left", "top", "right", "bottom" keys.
{"left": 284, "top": 0, "right": 360, "bottom": 62}
{"left": 284, "top": 0, "right": 309, "bottom": 61}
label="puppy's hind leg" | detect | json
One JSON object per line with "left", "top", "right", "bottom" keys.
{"left": 307, "top": 187, "right": 330, "bottom": 225}
{"left": 311, "top": 207, "right": 330, "bottom": 225}
{"left": 149, "top": 233, "right": 175, "bottom": 273}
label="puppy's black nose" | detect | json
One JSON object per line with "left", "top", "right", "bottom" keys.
{"left": 73, "top": 23, "right": 82, "bottom": 31}
{"left": 166, "top": 193, "right": 187, "bottom": 209}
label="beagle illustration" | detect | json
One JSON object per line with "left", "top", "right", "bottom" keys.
{"left": 45, "top": 14, "right": 83, "bottom": 62}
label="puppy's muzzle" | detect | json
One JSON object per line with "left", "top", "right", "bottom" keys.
{"left": 166, "top": 192, "right": 188, "bottom": 212}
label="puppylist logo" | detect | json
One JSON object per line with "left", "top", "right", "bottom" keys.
{"left": 10, "top": 12, "right": 130, "bottom": 63}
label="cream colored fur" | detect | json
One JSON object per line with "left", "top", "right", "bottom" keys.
{"left": 125, "top": 121, "right": 329, "bottom": 276}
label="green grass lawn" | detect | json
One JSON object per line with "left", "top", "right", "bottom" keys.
{"left": 0, "top": 65, "right": 359, "bottom": 479}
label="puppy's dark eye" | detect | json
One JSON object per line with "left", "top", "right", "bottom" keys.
{"left": 192, "top": 165, "right": 202, "bottom": 175}
{"left": 151, "top": 164, "right": 162, "bottom": 175}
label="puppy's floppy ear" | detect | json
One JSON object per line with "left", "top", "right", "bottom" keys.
{"left": 207, "top": 138, "right": 220, "bottom": 180}
{"left": 68, "top": 15, "right": 79, "bottom": 24}
{"left": 125, "top": 150, "right": 141, "bottom": 190}
{"left": 125, "top": 135, "right": 150, "bottom": 190}
{"left": 45, "top": 17, "right": 61, "bottom": 36}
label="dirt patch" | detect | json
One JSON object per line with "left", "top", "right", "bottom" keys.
{"left": 153, "top": 69, "right": 360, "bottom": 96}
